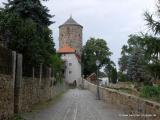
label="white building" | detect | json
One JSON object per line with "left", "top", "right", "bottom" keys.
{"left": 58, "top": 44, "right": 81, "bottom": 86}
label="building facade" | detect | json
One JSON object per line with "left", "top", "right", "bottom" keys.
{"left": 58, "top": 45, "right": 81, "bottom": 86}
{"left": 58, "top": 16, "right": 83, "bottom": 86}
{"left": 59, "top": 16, "right": 83, "bottom": 55}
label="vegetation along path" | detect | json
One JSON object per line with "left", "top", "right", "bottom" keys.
{"left": 23, "top": 89, "right": 127, "bottom": 120}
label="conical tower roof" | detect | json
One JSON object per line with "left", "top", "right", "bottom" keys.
{"left": 59, "top": 16, "right": 83, "bottom": 28}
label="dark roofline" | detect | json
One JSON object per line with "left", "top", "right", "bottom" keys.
{"left": 59, "top": 24, "right": 83, "bottom": 28}
{"left": 59, "top": 16, "right": 83, "bottom": 28}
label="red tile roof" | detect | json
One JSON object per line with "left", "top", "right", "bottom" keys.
{"left": 58, "top": 44, "right": 76, "bottom": 53}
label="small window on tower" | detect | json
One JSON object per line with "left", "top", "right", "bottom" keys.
{"left": 69, "top": 63, "right": 72, "bottom": 66}
{"left": 69, "top": 71, "right": 72, "bottom": 74}
{"left": 67, "top": 27, "right": 70, "bottom": 32}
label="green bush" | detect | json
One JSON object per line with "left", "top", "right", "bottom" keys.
{"left": 10, "top": 115, "right": 25, "bottom": 120}
{"left": 140, "top": 85, "right": 160, "bottom": 101}
{"left": 118, "top": 72, "right": 128, "bottom": 82}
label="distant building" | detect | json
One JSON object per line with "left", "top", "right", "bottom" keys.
{"left": 58, "top": 44, "right": 81, "bottom": 86}
{"left": 59, "top": 16, "right": 83, "bottom": 55}
{"left": 58, "top": 16, "right": 83, "bottom": 86}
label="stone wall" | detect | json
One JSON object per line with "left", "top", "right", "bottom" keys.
{"left": 0, "top": 74, "right": 65, "bottom": 119}
{"left": 59, "top": 25, "right": 83, "bottom": 55}
{"left": 84, "top": 80, "right": 160, "bottom": 120}
{"left": 0, "top": 74, "right": 14, "bottom": 120}
{"left": 19, "top": 77, "right": 65, "bottom": 112}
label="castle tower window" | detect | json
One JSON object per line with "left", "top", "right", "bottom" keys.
{"left": 69, "top": 71, "right": 72, "bottom": 74}
{"left": 69, "top": 63, "right": 72, "bottom": 66}
{"left": 59, "top": 16, "right": 83, "bottom": 55}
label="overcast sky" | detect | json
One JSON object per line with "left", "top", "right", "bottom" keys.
{"left": 0, "top": 0, "right": 157, "bottom": 67}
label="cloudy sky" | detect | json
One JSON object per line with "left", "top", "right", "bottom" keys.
{"left": 0, "top": 0, "right": 157, "bottom": 67}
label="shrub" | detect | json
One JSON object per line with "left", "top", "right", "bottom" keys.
{"left": 10, "top": 115, "right": 25, "bottom": 120}
{"left": 118, "top": 72, "right": 128, "bottom": 82}
{"left": 140, "top": 85, "right": 160, "bottom": 101}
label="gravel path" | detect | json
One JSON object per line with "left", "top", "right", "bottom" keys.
{"left": 23, "top": 89, "right": 127, "bottom": 120}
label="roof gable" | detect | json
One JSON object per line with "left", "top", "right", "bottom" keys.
{"left": 59, "top": 16, "right": 83, "bottom": 28}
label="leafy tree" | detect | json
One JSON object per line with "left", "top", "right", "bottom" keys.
{"left": 104, "top": 59, "right": 117, "bottom": 84}
{"left": 127, "top": 47, "right": 146, "bottom": 82}
{"left": 50, "top": 54, "right": 64, "bottom": 83}
{"left": 144, "top": 0, "right": 160, "bottom": 35}
{"left": 118, "top": 35, "right": 145, "bottom": 73}
{"left": 99, "top": 71, "right": 107, "bottom": 78}
{"left": 104, "top": 59, "right": 115, "bottom": 81}
{"left": 118, "top": 52, "right": 129, "bottom": 73}
{"left": 118, "top": 34, "right": 154, "bottom": 83}
{"left": 144, "top": 0, "right": 160, "bottom": 81}
{"left": 147, "top": 63, "right": 160, "bottom": 81}
{"left": 118, "top": 71, "right": 128, "bottom": 82}
{"left": 3, "top": 0, "right": 53, "bottom": 26}
{"left": 110, "top": 67, "right": 118, "bottom": 84}
{"left": 0, "top": 0, "right": 55, "bottom": 65}
{"left": 82, "top": 38, "right": 112, "bottom": 76}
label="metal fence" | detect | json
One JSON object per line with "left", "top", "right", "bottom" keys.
{"left": 0, "top": 46, "right": 12, "bottom": 75}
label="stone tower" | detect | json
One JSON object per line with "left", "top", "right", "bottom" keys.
{"left": 59, "top": 16, "right": 83, "bottom": 55}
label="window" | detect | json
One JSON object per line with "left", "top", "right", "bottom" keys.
{"left": 69, "top": 71, "right": 72, "bottom": 74}
{"left": 69, "top": 63, "right": 72, "bottom": 66}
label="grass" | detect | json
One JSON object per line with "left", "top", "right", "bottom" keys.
{"left": 10, "top": 115, "right": 25, "bottom": 120}
{"left": 117, "top": 88, "right": 133, "bottom": 94}
{"left": 140, "top": 85, "right": 160, "bottom": 103}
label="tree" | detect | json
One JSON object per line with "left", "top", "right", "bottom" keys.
{"left": 118, "top": 45, "right": 128, "bottom": 73}
{"left": 104, "top": 59, "right": 115, "bottom": 82}
{"left": 144, "top": 0, "right": 160, "bottom": 81}
{"left": 0, "top": 0, "right": 55, "bottom": 65}
{"left": 118, "top": 35, "right": 145, "bottom": 73}
{"left": 118, "top": 34, "right": 152, "bottom": 83}
{"left": 3, "top": 0, "right": 53, "bottom": 26}
{"left": 82, "top": 38, "right": 112, "bottom": 76}
{"left": 118, "top": 71, "right": 128, "bottom": 82}
{"left": 110, "top": 67, "right": 117, "bottom": 84}
{"left": 144, "top": 0, "right": 160, "bottom": 35}
{"left": 127, "top": 48, "right": 146, "bottom": 82}
{"left": 50, "top": 54, "right": 64, "bottom": 83}
{"left": 104, "top": 60, "right": 117, "bottom": 84}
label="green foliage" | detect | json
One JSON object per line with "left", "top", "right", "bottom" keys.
{"left": 99, "top": 71, "right": 106, "bottom": 78}
{"left": 118, "top": 34, "right": 160, "bottom": 84}
{"left": 50, "top": 54, "right": 64, "bottom": 83}
{"left": 147, "top": 63, "right": 160, "bottom": 80}
{"left": 118, "top": 35, "right": 146, "bottom": 74}
{"left": 118, "top": 0, "right": 160, "bottom": 85}
{"left": 118, "top": 72, "right": 128, "bottom": 82}
{"left": 118, "top": 54, "right": 129, "bottom": 72}
{"left": 140, "top": 85, "right": 160, "bottom": 102}
{"left": 110, "top": 67, "right": 117, "bottom": 84}
{"left": 144, "top": 0, "right": 160, "bottom": 35}
{"left": 10, "top": 115, "right": 25, "bottom": 120}
{"left": 82, "top": 37, "right": 112, "bottom": 76}
{"left": 3, "top": 0, "right": 53, "bottom": 26}
{"left": 104, "top": 59, "right": 117, "bottom": 83}
{"left": 127, "top": 47, "right": 146, "bottom": 82}
{"left": 0, "top": 0, "right": 55, "bottom": 65}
